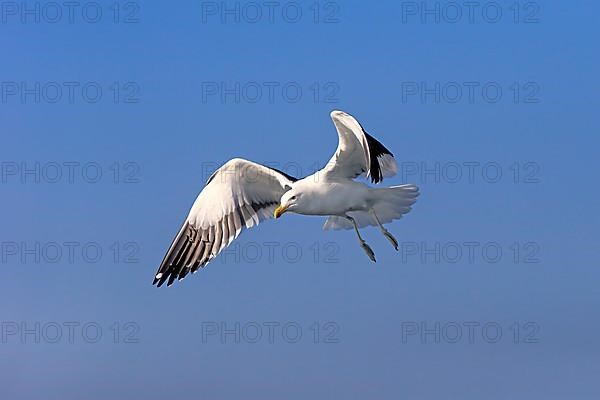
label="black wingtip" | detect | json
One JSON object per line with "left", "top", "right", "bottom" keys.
{"left": 153, "top": 272, "right": 169, "bottom": 288}
{"left": 362, "top": 129, "right": 393, "bottom": 184}
{"left": 167, "top": 273, "right": 177, "bottom": 286}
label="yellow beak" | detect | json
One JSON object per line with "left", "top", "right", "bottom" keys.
{"left": 274, "top": 204, "right": 289, "bottom": 219}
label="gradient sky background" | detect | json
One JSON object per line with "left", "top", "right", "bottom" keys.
{"left": 1, "top": 0, "right": 599, "bottom": 399}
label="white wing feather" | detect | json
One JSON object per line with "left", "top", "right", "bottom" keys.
{"left": 320, "top": 111, "right": 397, "bottom": 183}
{"left": 153, "top": 158, "right": 295, "bottom": 287}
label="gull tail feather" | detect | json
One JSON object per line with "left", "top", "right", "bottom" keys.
{"left": 323, "top": 184, "right": 419, "bottom": 230}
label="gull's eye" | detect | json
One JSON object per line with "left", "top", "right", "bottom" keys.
{"left": 290, "top": 195, "right": 297, "bottom": 201}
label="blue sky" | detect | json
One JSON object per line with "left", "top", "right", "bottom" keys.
{"left": 1, "top": 0, "right": 599, "bottom": 398}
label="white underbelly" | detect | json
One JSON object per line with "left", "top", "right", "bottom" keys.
{"left": 304, "top": 182, "right": 371, "bottom": 216}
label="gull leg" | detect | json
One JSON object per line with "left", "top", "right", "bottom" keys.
{"left": 346, "top": 216, "right": 376, "bottom": 262}
{"left": 371, "top": 210, "right": 399, "bottom": 251}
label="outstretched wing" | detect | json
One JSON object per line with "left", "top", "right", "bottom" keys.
{"left": 321, "top": 110, "right": 397, "bottom": 183}
{"left": 153, "top": 158, "right": 297, "bottom": 287}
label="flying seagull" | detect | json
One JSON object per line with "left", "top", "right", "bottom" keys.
{"left": 153, "top": 111, "right": 419, "bottom": 287}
